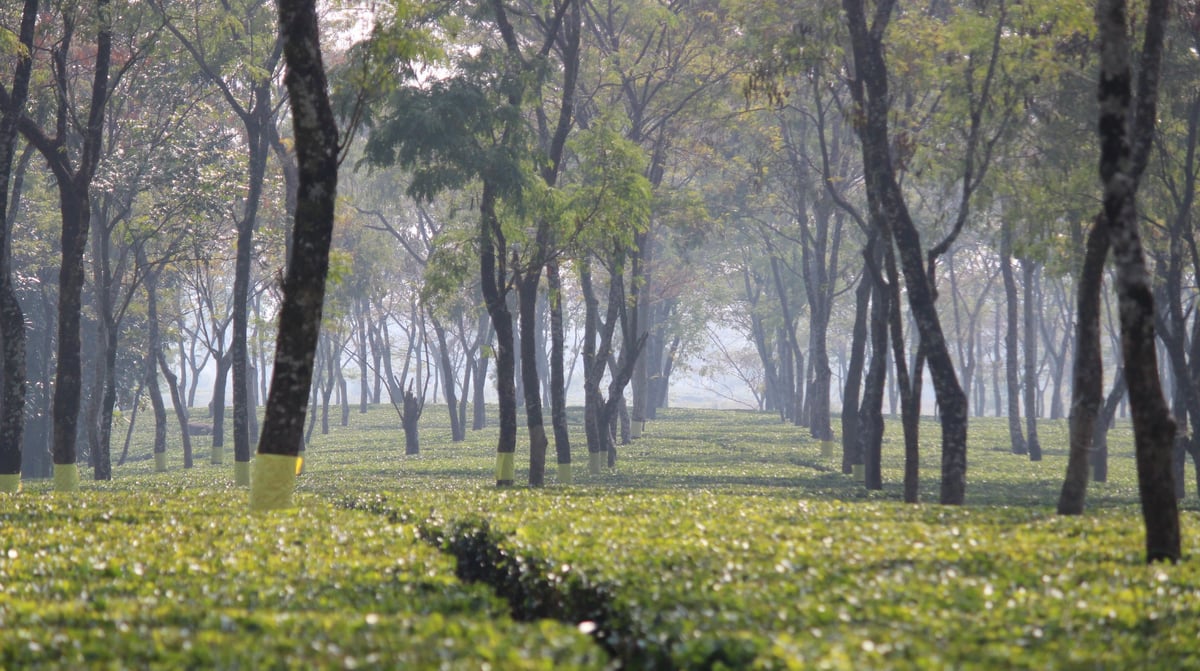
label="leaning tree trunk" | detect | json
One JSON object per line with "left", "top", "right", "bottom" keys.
{"left": 250, "top": 0, "right": 339, "bottom": 510}
{"left": 845, "top": 0, "right": 968, "bottom": 504}
{"left": 1059, "top": 221, "right": 1109, "bottom": 513}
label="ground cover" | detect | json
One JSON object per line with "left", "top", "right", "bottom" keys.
{"left": 5, "top": 406, "right": 1200, "bottom": 669}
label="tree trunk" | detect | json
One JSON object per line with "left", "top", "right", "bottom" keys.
{"left": 547, "top": 260, "right": 572, "bottom": 482}
{"left": 232, "top": 102, "right": 270, "bottom": 478}
{"left": 845, "top": 0, "right": 968, "bottom": 504}
{"left": 0, "top": 0, "right": 37, "bottom": 491}
{"left": 402, "top": 388, "right": 421, "bottom": 455}
{"left": 860, "top": 274, "right": 888, "bottom": 487}
{"left": 251, "top": 0, "right": 338, "bottom": 511}
{"left": 1000, "top": 224, "right": 1026, "bottom": 455}
{"left": 841, "top": 254, "right": 873, "bottom": 475}
{"left": 431, "top": 315, "right": 465, "bottom": 441}
{"left": 1092, "top": 0, "right": 1177, "bottom": 562}
{"left": 518, "top": 268, "right": 549, "bottom": 487}
{"left": 1022, "top": 260, "right": 1041, "bottom": 460}
{"left": 1060, "top": 220, "right": 1104, "bottom": 513}
{"left": 479, "top": 184, "right": 518, "bottom": 486}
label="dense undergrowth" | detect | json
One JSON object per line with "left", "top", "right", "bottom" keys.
{"left": 4, "top": 406, "right": 1200, "bottom": 669}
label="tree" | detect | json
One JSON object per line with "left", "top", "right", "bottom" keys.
{"left": 1087, "top": 0, "right": 1176, "bottom": 562}
{"left": 1057, "top": 0, "right": 1176, "bottom": 562}
{"left": 156, "top": 0, "right": 284, "bottom": 485}
{"left": 0, "top": 0, "right": 37, "bottom": 493}
{"left": 843, "top": 0, "right": 969, "bottom": 504}
{"left": 249, "top": 0, "right": 339, "bottom": 511}
{"left": 11, "top": 0, "right": 115, "bottom": 491}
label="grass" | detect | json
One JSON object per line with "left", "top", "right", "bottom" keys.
{"left": 4, "top": 404, "right": 1200, "bottom": 669}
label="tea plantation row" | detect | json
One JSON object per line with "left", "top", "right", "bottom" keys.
{"left": 3, "top": 406, "right": 1199, "bottom": 668}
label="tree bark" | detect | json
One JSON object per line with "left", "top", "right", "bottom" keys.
{"left": 1022, "top": 260, "right": 1042, "bottom": 460}
{"left": 253, "top": 0, "right": 339, "bottom": 479}
{"left": 1000, "top": 223, "right": 1026, "bottom": 454}
{"left": 844, "top": 0, "right": 969, "bottom": 503}
{"left": 1093, "top": 0, "right": 1177, "bottom": 562}
{"left": 0, "top": 0, "right": 38, "bottom": 488}
{"left": 547, "top": 260, "right": 572, "bottom": 480}
{"left": 518, "top": 268, "right": 549, "bottom": 486}
{"left": 1060, "top": 220, "right": 1109, "bottom": 513}
{"left": 479, "top": 184, "right": 518, "bottom": 486}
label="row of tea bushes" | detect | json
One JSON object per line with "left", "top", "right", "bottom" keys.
{"left": 345, "top": 487, "right": 1200, "bottom": 669}
{"left": 0, "top": 483, "right": 608, "bottom": 670}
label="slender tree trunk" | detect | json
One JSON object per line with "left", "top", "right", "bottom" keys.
{"left": 547, "top": 260, "right": 572, "bottom": 482}
{"left": 232, "top": 106, "right": 270, "bottom": 477}
{"left": 479, "top": 184, "right": 517, "bottom": 486}
{"left": 1022, "top": 260, "right": 1042, "bottom": 460}
{"left": 518, "top": 269, "right": 549, "bottom": 486}
{"left": 860, "top": 274, "right": 888, "bottom": 486}
{"left": 845, "top": 0, "right": 968, "bottom": 503}
{"left": 431, "top": 316, "right": 464, "bottom": 441}
{"left": 1000, "top": 224, "right": 1026, "bottom": 455}
{"left": 841, "top": 257, "right": 873, "bottom": 475}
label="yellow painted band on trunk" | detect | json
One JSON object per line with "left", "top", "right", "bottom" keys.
{"left": 820, "top": 441, "right": 835, "bottom": 458}
{"left": 557, "top": 462, "right": 573, "bottom": 485}
{"left": 0, "top": 473, "right": 20, "bottom": 493}
{"left": 211, "top": 444, "right": 224, "bottom": 465}
{"left": 234, "top": 460, "right": 251, "bottom": 486}
{"left": 495, "top": 452, "right": 515, "bottom": 483}
{"left": 154, "top": 452, "right": 167, "bottom": 472}
{"left": 588, "top": 451, "right": 602, "bottom": 475}
{"left": 249, "top": 454, "right": 299, "bottom": 512}
{"left": 295, "top": 454, "right": 305, "bottom": 475}
{"left": 53, "top": 463, "right": 80, "bottom": 492}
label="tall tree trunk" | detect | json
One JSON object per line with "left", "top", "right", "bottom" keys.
{"left": 251, "top": 0, "right": 339, "bottom": 511}
{"left": 473, "top": 316, "right": 492, "bottom": 431}
{"left": 859, "top": 275, "right": 887, "bottom": 487}
{"left": 845, "top": 0, "right": 968, "bottom": 504}
{"left": 232, "top": 101, "right": 270, "bottom": 480}
{"left": 841, "top": 254, "right": 873, "bottom": 475}
{"left": 1000, "top": 224, "right": 1026, "bottom": 454}
{"left": 518, "top": 269, "right": 549, "bottom": 487}
{"left": 0, "top": 0, "right": 37, "bottom": 491}
{"left": 479, "top": 184, "right": 517, "bottom": 486}
{"left": 431, "top": 315, "right": 464, "bottom": 442}
{"left": 1091, "top": 0, "right": 1177, "bottom": 562}
{"left": 1022, "top": 260, "right": 1041, "bottom": 460}
{"left": 547, "top": 260, "right": 572, "bottom": 483}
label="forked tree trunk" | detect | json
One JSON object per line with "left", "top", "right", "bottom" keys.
{"left": 1091, "top": 0, "right": 1177, "bottom": 562}
{"left": 844, "top": 0, "right": 969, "bottom": 504}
